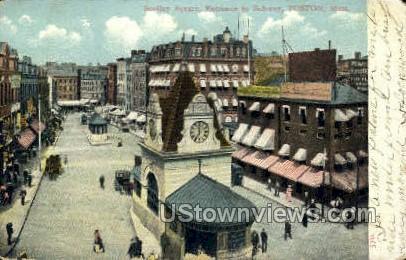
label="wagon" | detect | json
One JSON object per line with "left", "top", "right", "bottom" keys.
{"left": 114, "top": 170, "right": 131, "bottom": 193}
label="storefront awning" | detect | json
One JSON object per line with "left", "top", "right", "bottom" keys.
{"left": 293, "top": 148, "right": 307, "bottom": 162}
{"left": 231, "top": 123, "right": 249, "bottom": 143}
{"left": 278, "top": 144, "right": 290, "bottom": 157}
{"left": 331, "top": 166, "right": 368, "bottom": 193}
{"left": 223, "top": 64, "right": 230, "bottom": 73}
{"left": 345, "top": 152, "right": 357, "bottom": 163}
{"left": 223, "top": 80, "right": 230, "bottom": 88}
{"left": 231, "top": 147, "right": 252, "bottom": 160}
{"left": 263, "top": 103, "right": 275, "bottom": 114}
{"left": 216, "top": 64, "right": 224, "bottom": 72}
{"left": 17, "top": 128, "right": 36, "bottom": 150}
{"left": 210, "top": 64, "right": 217, "bottom": 73}
{"left": 298, "top": 168, "right": 328, "bottom": 188}
{"left": 172, "top": 63, "right": 180, "bottom": 72}
{"left": 222, "top": 99, "right": 229, "bottom": 107}
{"left": 30, "top": 120, "right": 46, "bottom": 134}
{"left": 248, "top": 102, "right": 260, "bottom": 112}
{"left": 216, "top": 80, "right": 223, "bottom": 87}
{"left": 310, "top": 153, "right": 327, "bottom": 167}
{"left": 254, "top": 128, "right": 275, "bottom": 151}
{"left": 137, "top": 115, "right": 146, "bottom": 123}
{"left": 334, "top": 109, "right": 348, "bottom": 122}
{"left": 358, "top": 150, "right": 368, "bottom": 158}
{"left": 243, "top": 65, "right": 249, "bottom": 72}
{"left": 269, "top": 160, "right": 310, "bottom": 182}
{"left": 346, "top": 109, "right": 358, "bottom": 120}
{"left": 233, "top": 80, "right": 239, "bottom": 88}
{"left": 241, "top": 151, "right": 279, "bottom": 170}
{"left": 209, "top": 80, "right": 216, "bottom": 88}
{"left": 241, "top": 125, "right": 261, "bottom": 146}
{"left": 126, "top": 111, "right": 138, "bottom": 121}
{"left": 334, "top": 153, "right": 347, "bottom": 165}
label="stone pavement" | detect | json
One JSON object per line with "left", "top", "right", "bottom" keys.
{"left": 10, "top": 113, "right": 141, "bottom": 259}
{"left": 0, "top": 139, "right": 58, "bottom": 257}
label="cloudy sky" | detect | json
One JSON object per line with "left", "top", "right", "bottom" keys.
{"left": 0, "top": 0, "right": 366, "bottom": 65}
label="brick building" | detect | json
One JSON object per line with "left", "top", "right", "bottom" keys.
{"left": 337, "top": 52, "right": 368, "bottom": 93}
{"left": 288, "top": 48, "right": 336, "bottom": 82}
{"left": 130, "top": 50, "right": 149, "bottom": 116}
{"left": 232, "top": 82, "right": 368, "bottom": 202}
{"left": 106, "top": 63, "right": 117, "bottom": 105}
{"left": 147, "top": 27, "right": 255, "bottom": 129}
{"left": 79, "top": 65, "right": 108, "bottom": 104}
{"left": 53, "top": 74, "right": 80, "bottom": 101}
{"left": 116, "top": 58, "right": 132, "bottom": 110}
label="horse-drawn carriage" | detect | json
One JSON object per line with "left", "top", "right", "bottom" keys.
{"left": 114, "top": 170, "right": 131, "bottom": 194}
{"left": 45, "top": 155, "right": 63, "bottom": 180}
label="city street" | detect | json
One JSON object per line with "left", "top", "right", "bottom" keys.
{"left": 12, "top": 113, "right": 141, "bottom": 259}
{"left": 232, "top": 186, "right": 368, "bottom": 260}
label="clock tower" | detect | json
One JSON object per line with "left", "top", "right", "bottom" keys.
{"left": 131, "top": 71, "right": 233, "bottom": 239}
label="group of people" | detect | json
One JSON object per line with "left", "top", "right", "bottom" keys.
{"left": 1, "top": 165, "right": 32, "bottom": 207}
{"left": 251, "top": 229, "right": 268, "bottom": 257}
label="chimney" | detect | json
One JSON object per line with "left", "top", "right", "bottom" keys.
{"left": 328, "top": 40, "right": 331, "bottom": 50}
{"left": 191, "top": 35, "right": 195, "bottom": 42}
{"left": 355, "top": 52, "right": 361, "bottom": 59}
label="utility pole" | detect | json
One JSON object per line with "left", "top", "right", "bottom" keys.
{"left": 38, "top": 93, "right": 42, "bottom": 173}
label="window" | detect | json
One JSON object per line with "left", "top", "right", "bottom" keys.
{"left": 346, "top": 120, "right": 353, "bottom": 128}
{"left": 147, "top": 173, "right": 159, "bottom": 215}
{"left": 344, "top": 132, "right": 352, "bottom": 139}
{"left": 335, "top": 121, "right": 342, "bottom": 129}
{"left": 284, "top": 126, "right": 290, "bottom": 132}
{"left": 299, "top": 129, "right": 307, "bottom": 135}
{"left": 210, "top": 47, "right": 217, "bottom": 57}
{"left": 357, "top": 108, "right": 364, "bottom": 125}
{"left": 283, "top": 106, "right": 290, "bottom": 121}
{"left": 317, "top": 109, "right": 325, "bottom": 127}
{"left": 317, "top": 132, "right": 326, "bottom": 139}
{"left": 228, "top": 230, "right": 246, "bottom": 250}
{"left": 299, "top": 107, "right": 307, "bottom": 124}
{"left": 175, "top": 48, "right": 181, "bottom": 57}
{"left": 220, "top": 47, "right": 227, "bottom": 57}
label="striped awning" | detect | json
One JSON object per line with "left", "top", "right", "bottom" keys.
{"left": 269, "top": 160, "right": 310, "bottom": 182}
{"left": 278, "top": 144, "right": 290, "bottom": 157}
{"left": 200, "top": 64, "right": 207, "bottom": 73}
{"left": 358, "top": 150, "right": 368, "bottom": 158}
{"left": 200, "top": 80, "right": 206, "bottom": 88}
{"left": 241, "top": 151, "right": 279, "bottom": 170}
{"left": 346, "top": 152, "right": 357, "bottom": 163}
{"left": 241, "top": 125, "right": 261, "bottom": 146}
{"left": 233, "top": 80, "right": 239, "bottom": 88}
{"left": 334, "top": 109, "right": 348, "bottom": 122}
{"left": 231, "top": 123, "right": 249, "bottom": 143}
{"left": 263, "top": 103, "right": 275, "bottom": 114}
{"left": 334, "top": 153, "right": 347, "bottom": 165}
{"left": 172, "top": 63, "right": 180, "bottom": 72}
{"left": 298, "top": 168, "right": 328, "bottom": 188}
{"left": 254, "top": 128, "right": 275, "bottom": 151}
{"left": 331, "top": 167, "right": 368, "bottom": 192}
{"left": 209, "top": 80, "right": 216, "bottom": 88}
{"left": 223, "top": 80, "right": 230, "bottom": 88}
{"left": 232, "top": 98, "right": 238, "bottom": 107}
{"left": 216, "top": 80, "right": 223, "bottom": 87}
{"left": 231, "top": 147, "right": 252, "bottom": 160}
{"left": 293, "top": 148, "right": 307, "bottom": 162}
{"left": 311, "top": 153, "right": 327, "bottom": 167}
{"left": 163, "top": 64, "right": 171, "bottom": 72}
{"left": 346, "top": 109, "right": 358, "bottom": 119}
{"left": 222, "top": 99, "right": 229, "bottom": 107}
{"left": 248, "top": 102, "right": 260, "bottom": 112}
{"left": 216, "top": 64, "right": 224, "bottom": 72}
{"left": 223, "top": 64, "right": 230, "bottom": 73}
{"left": 30, "top": 120, "right": 46, "bottom": 134}
{"left": 210, "top": 64, "right": 217, "bottom": 73}
{"left": 17, "top": 128, "right": 36, "bottom": 150}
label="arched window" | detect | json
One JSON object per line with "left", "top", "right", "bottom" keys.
{"left": 147, "top": 173, "right": 159, "bottom": 215}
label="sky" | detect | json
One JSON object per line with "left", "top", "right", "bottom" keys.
{"left": 0, "top": 0, "right": 367, "bottom": 65}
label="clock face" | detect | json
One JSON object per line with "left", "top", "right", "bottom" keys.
{"left": 149, "top": 119, "right": 157, "bottom": 140}
{"left": 190, "top": 121, "right": 209, "bottom": 143}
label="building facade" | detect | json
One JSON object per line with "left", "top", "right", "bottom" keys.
{"left": 337, "top": 52, "right": 368, "bottom": 93}
{"left": 232, "top": 82, "right": 368, "bottom": 202}
{"left": 53, "top": 75, "right": 79, "bottom": 101}
{"left": 116, "top": 58, "right": 131, "bottom": 110}
{"left": 106, "top": 63, "right": 117, "bottom": 105}
{"left": 147, "top": 27, "right": 255, "bottom": 126}
{"left": 130, "top": 50, "right": 149, "bottom": 115}
{"left": 79, "top": 66, "right": 108, "bottom": 104}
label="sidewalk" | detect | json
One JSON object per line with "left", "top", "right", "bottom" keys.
{"left": 0, "top": 138, "right": 59, "bottom": 257}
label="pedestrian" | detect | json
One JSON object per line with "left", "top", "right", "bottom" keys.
{"left": 274, "top": 180, "right": 280, "bottom": 197}
{"left": 99, "top": 175, "right": 105, "bottom": 189}
{"left": 284, "top": 220, "right": 292, "bottom": 240}
{"left": 6, "top": 222, "right": 13, "bottom": 245}
{"left": 128, "top": 237, "right": 138, "bottom": 258}
{"left": 27, "top": 174, "right": 32, "bottom": 187}
{"left": 64, "top": 155, "right": 68, "bottom": 166}
{"left": 302, "top": 208, "right": 308, "bottom": 228}
{"left": 304, "top": 191, "right": 310, "bottom": 206}
{"left": 93, "top": 229, "right": 105, "bottom": 253}
{"left": 136, "top": 237, "right": 143, "bottom": 258}
{"left": 20, "top": 189, "right": 27, "bottom": 206}
{"left": 260, "top": 228, "right": 268, "bottom": 253}
{"left": 286, "top": 184, "right": 293, "bottom": 203}
{"left": 251, "top": 230, "right": 259, "bottom": 256}
{"left": 267, "top": 178, "right": 272, "bottom": 193}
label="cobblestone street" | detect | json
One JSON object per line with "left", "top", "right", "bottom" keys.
{"left": 12, "top": 113, "right": 141, "bottom": 259}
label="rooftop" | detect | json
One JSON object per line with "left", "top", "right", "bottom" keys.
{"left": 237, "top": 85, "right": 281, "bottom": 98}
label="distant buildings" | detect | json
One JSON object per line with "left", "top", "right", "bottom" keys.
{"left": 53, "top": 74, "right": 79, "bottom": 101}
{"left": 147, "top": 27, "right": 255, "bottom": 128}
{"left": 288, "top": 48, "right": 337, "bottom": 82}
{"left": 116, "top": 58, "right": 132, "bottom": 110}
{"left": 79, "top": 65, "right": 108, "bottom": 104}
{"left": 337, "top": 52, "right": 368, "bottom": 93}
{"left": 130, "top": 50, "right": 149, "bottom": 116}
{"left": 253, "top": 53, "right": 287, "bottom": 85}
{"left": 106, "top": 63, "right": 117, "bottom": 105}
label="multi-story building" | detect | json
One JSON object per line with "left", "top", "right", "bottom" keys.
{"left": 288, "top": 47, "right": 337, "bottom": 82}
{"left": 116, "top": 58, "right": 132, "bottom": 110}
{"left": 254, "top": 53, "right": 287, "bottom": 85}
{"left": 147, "top": 27, "right": 255, "bottom": 128}
{"left": 79, "top": 65, "right": 108, "bottom": 104}
{"left": 337, "top": 52, "right": 368, "bottom": 93}
{"left": 232, "top": 82, "right": 368, "bottom": 202}
{"left": 18, "top": 56, "right": 39, "bottom": 117}
{"left": 107, "top": 63, "right": 117, "bottom": 105}
{"left": 53, "top": 74, "right": 79, "bottom": 101}
{"left": 130, "top": 50, "right": 149, "bottom": 115}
